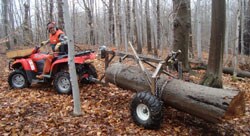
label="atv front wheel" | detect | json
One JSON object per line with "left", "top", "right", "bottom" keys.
{"left": 53, "top": 72, "right": 72, "bottom": 94}
{"left": 8, "top": 70, "right": 30, "bottom": 89}
{"left": 131, "top": 91, "right": 163, "bottom": 129}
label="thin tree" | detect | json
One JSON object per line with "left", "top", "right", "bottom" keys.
{"left": 49, "top": 0, "right": 54, "bottom": 21}
{"left": 201, "top": 0, "right": 226, "bottom": 88}
{"left": 195, "top": 0, "right": 202, "bottom": 61}
{"left": 109, "top": 0, "right": 115, "bottom": 45}
{"left": 2, "top": 0, "right": 10, "bottom": 49}
{"left": 57, "top": 0, "right": 64, "bottom": 30}
{"left": 83, "top": 0, "right": 95, "bottom": 45}
{"left": 145, "top": 0, "right": 152, "bottom": 53}
{"left": 172, "top": 0, "right": 191, "bottom": 71}
{"left": 62, "top": 0, "right": 82, "bottom": 115}
{"left": 157, "top": 0, "right": 161, "bottom": 49}
{"left": 244, "top": 0, "right": 250, "bottom": 55}
{"left": 23, "top": 1, "right": 33, "bottom": 46}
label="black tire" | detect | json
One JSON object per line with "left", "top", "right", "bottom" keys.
{"left": 53, "top": 72, "right": 72, "bottom": 94}
{"left": 79, "top": 64, "right": 98, "bottom": 84}
{"left": 130, "top": 91, "right": 163, "bottom": 129}
{"left": 8, "top": 70, "right": 30, "bottom": 89}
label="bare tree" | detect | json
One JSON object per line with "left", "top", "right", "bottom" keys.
{"left": 145, "top": 0, "right": 152, "bottom": 53}
{"left": 172, "top": 0, "right": 191, "bottom": 71}
{"left": 57, "top": 0, "right": 64, "bottom": 30}
{"left": 201, "top": 0, "right": 226, "bottom": 88}
{"left": 62, "top": 0, "right": 82, "bottom": 115}
{"left": 2, "top": 0, "right": 10, "bottom": 49}
{"left": 244, "top": 0, "right": 250, "bottom": 55}
{"left": 157, "top": 0, "right": 161, "bottom": 49}
{"left": 23, "top": 1, "right": 33, "bottom": 46}
{"left": 49, "top": 0, "right": 54, "bottom": 21}
{"left": 195, "top": 0, "right": 202, "bottom": 61}
{"left": 83, "top": 0, "right": 95, "bottom": 45}
{"left": 109, "top": 0, "right": 115, "bottom": 45}
{"left": 133, "top": 0, "right": 142, "bottom": 53}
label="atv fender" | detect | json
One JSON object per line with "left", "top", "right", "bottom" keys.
{"left": 12, "top": 58, "right": 37, "bottom": 72}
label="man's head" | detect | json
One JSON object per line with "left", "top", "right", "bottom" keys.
{"left": 47, "top": 22, "right": 57, "bottom": 34}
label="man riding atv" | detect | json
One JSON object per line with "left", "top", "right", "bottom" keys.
{"left": 8, "top": 22, "right": 98, "bottom": 94}
{"left": 36, "top": 21, "right": 68, "bottom": 79}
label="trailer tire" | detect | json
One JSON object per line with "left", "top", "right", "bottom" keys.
{"left": 131, "top": 91, "right": 163, "bottom": 129}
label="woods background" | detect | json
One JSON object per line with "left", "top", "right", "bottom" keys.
{"left": 1, "top": 0, "right": 250, "bottom": 56}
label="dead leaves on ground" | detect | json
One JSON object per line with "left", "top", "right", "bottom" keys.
{"left": 0, "top": 55, "right": 250, "bottom": 135}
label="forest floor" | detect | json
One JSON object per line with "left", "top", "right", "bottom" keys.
{"left": 0, "top": 46, "right": 249, "bottom": 135}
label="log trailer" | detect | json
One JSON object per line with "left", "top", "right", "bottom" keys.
{"left": 91, "top": 43, "right": 245, "bottom": 129}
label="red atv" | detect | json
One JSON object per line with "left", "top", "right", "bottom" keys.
{"left": 8, "top": 46, "right": 98, "bottom": 94}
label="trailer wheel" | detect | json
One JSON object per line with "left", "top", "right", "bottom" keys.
{"left": 130, "top": 91, "right": 163, "bottom": 129}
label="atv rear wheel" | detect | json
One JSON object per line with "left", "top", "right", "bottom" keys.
{"left": 53, "top": 72, "right": 72, "bottom": 94}
{"left": 131, "top": 91, "right": 163, "bottom": 129}
{"left": 8, "top": 70, "right": 30, "bottom": 89}
{"left": 79, "top": 64, "right": 98, "bottom": 84}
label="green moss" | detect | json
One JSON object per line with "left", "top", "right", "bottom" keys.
{"left": 200, "top": 73, "right": 223, "bottom": 88}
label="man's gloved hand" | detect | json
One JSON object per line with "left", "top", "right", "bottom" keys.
{"left": 55, "top": 42, "right": 62, "bottom": 51}
{"left": 41, "top": 41, "right": 48, "bottom": 46}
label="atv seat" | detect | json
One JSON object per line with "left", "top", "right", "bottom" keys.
{"left": 52, "top": 54, "right": 68, "bottom": 62}
{"left": 52, "top": 50, "right": 94, "bottom": 62}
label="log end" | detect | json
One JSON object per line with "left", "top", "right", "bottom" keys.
{"left": 224, "top": 91, "right": 246, "bottom": 119}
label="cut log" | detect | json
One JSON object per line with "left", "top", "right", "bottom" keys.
{"left": 223, "top": 67, "right": 250, "bottom": 78}
{"left": 105, "top": 63, "right": 245, "bottom": 123}
{"left": 189, "top": 61, "right": 250, "bottom": 78}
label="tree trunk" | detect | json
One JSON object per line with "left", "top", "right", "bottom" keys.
{"left": 201, "top": 0, "right": 226, "bottom": 88}
{"left": 195, "top": 0, "right": 202, "bottom": 61}
{"left": 233, "top": 4, "right": 240, "bottom": 77}
{"left": 23, "top": 2, "right": 33, "bottom": 46}
{"left": 145, "top": 0, "right": 152, "bottom": 53}
{"left": 57, "top": 0, "right": 64, "bottom": 30}
{"left": 126, "top": 0, "right": 131, "bottom": 44}
{"left": 156, "top": 0, "right": 161, "bottom": 49}
{"left": 121, "top": 0, "right": 128, "bottom": 52}
{"left": 62, "top": 0, "right": 82, "bottom": 115}
{"left": 109, "top": 0, "right": 115, "bottom": 45}
{"left": 172, "top": 0, "right": 191, "bottom": 71}
{"left": 224, "top": 0, "right": 230, "bottom": 60}
{"left": 243, "top": 0, "right": 250, "bottom": 55}
{"left": 105, "top": 63, "right": 245, "bottom": 123}
{"left": 2, "top": 0, "right": 10, "bottom": 49}
{"left": 83, "top": 0, "right": 95, "bottom": 45}
{"left": 49, "top": 0, "right": 54, "bottom": 21}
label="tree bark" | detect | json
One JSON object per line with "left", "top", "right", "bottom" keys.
{"left": 201, "top": 0, "right": 226, "bottom": 88}
{"left": 105, "top": 63, "right": 245, "bottom": 123}
{"left": 62, "top": 0, "right": 82, "bottom": 115}
{"left": 83, "top": 0, "right": 95, "bottom": 45}
{"left": 145, "top": 0, "right": 152, "bottom": 53}
{"left": 49, "top": 0, "right": 54, "bottom": 21}
{"left": 109, "top": 0, "right": 115, "bottom": 45}
{"left": 23, "top": 2, "right": 33, "bottom": 46}
{"left": 172, "top": 0, "right": 191, "bottom": 71}
{"left": 243, "top": 0, "right": 250, "bottom": 55}
{"left": 57, "top": 0, "right": 64, "bottom": 30}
